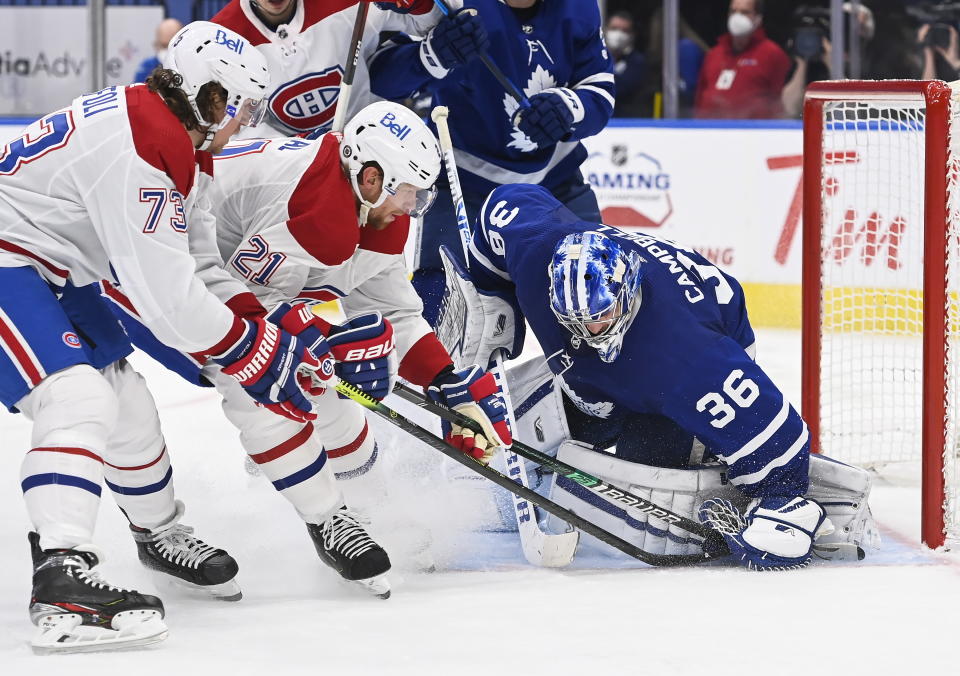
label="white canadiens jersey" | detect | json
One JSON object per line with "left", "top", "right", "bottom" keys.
{"left": 206, "top": 134, "right": 451, "bottom": 384}
{"left": 0, "top": 85, "right": 239, "bottom": 354}
{"left": 213, "top": 0, "right": 446, "bottom": 137}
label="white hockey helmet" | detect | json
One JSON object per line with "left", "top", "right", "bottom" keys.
{"left": 341, "top": 101, "right": 441, "bottom": 220}
{"left": 163, "top": 21, "right": 270, "bottom": 128}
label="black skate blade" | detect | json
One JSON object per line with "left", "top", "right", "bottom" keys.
{"left": 152, "top": 573, "right": 243, "bottom": 602}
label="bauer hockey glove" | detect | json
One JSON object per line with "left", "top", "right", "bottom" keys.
{"left": 214, "top": 318, "right": 320, "bottom": 423}
{"left": 427, "top": 364, "right": 512, "bottom": 464}
{"left": 512, "top": 89, "right": 583, "bottom": 147}
{"left": 327, "top": 313, "right": 397, "bottom": 401}
{"left": 421, "top": 8, "right": 489, "bottom": 76}
{"left": 698, "top": 496, "right": 834, "bottom": 571}
{"left": 371, "top": 0, "right": 434, "bottom": 14}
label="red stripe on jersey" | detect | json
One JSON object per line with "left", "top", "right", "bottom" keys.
{"left": 358, "top": 214, "right": 410, "bottom": 255}
{"left": 100, "top": 281, "right": 139, "bottom": 317}
{"left": 196, "top": 149, "right": 215, "bottom": 177}
{"left": 0, "top": 314, "right": 44, "bottom": 385}
{"left": 226, "top": 292, "right": 267, "bottom": 319}
{"left": 249, "top": 422, "right": 314, "bottom": 464}
{"left": 103, "top": 446, "right": 166, "bottom": 471}
{"left": 202, "top": 315, "right": 249, "bottom": 361}
{"left": 30, "top": 447, "right": 104, "bottom": 463}
{"left": 125, "top": 86, "right": 196, "bottom": 198}
{"left": 286, "top": 134, "right": 360, "bottom": 266}
{"left": 0, "top": 238, "right": 69, "bottom": 279}
{"left": 213, "top": 0, "right": 359, "bottom": 46}
{"left": 326, "top": 421, "right": 369, "bottom": 459}
{"left": 296, "top": 289, "right": 339, "bottom": 303}
{"left": 398, "top": 332, "right": 454, "bottom": 387}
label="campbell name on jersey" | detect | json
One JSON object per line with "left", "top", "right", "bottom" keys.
{"left": 469, "top": 184, "right": 809, "bottom": 499}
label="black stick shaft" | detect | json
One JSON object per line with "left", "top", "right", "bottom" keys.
{"left": 335, "top": 380, "right": 714, "bottom": 567}
{"left": 392, "top": 382, "right": 727, "bottom": 550}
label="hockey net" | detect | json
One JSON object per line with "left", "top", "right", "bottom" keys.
{"left": 802, "top": 80, "right": 960, "bottom": 548}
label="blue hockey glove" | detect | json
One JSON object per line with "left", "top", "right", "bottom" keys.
{"left": 427, "top": 364, "right": 512, "bottom": 464}
{"left": 214, "top": 318, "right": 320, "bottom": 423}
{"left": 699, "top": 496, "right": 833, "bottom": 571}
{"left": 421, "top": 8, "right": 489, "bottom": 75}
{"left": 513, "top": 90, "right": 580, "bottom": 147}
{"left": 371, "top": 0, "right": 433, "bottom": 14}
{"left": 327, "top": 313, "right": 397, "bottom": 400}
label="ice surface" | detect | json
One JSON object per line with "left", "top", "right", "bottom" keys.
{"left": 1, "top": 328, "right": 957, "bottom": 674}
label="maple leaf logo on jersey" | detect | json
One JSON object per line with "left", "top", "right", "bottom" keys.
{"left": 504, "top": 64, "right": 557, "bottom": 152}
{"left": 558, "top": 377, "right": 615, "bottom": 419}
{"left": 268, "top": 66, "right": 344, "bottom": 134}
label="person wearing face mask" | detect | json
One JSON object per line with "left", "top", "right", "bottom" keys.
{"left": 133, "top": 17, "right": 183, "bottom": 84}
{"left": 606, "top": 11, "right": 646, "bottom": 118}
{"left": 693, "top": 0, "right": 791, "bottom": 119}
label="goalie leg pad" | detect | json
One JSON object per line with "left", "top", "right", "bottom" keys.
{"left": 806, "top": 454, "right": 880, "bottom": 553}
{"left": 547, "top": 440, "right": 747, "bottom": 556}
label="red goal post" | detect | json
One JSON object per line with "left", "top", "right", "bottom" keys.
{"left": 802, "top": 80, "right": 960, "bottom": 549}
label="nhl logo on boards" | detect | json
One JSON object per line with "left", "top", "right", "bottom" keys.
{"left": 62, "top": 332, "right": 81, "bottom": 348}
{"left": 269, "top": 67, "right": 344, "bottom": 133}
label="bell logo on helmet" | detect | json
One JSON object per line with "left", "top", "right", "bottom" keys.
{"left": 269, "top": 68, "right": 344, "bottom": 133}
{"left": 379, "top": 112, "right": 412, "bottom": 141}
{"left": 215, "top": 29, "right": 244, "bottom": 54}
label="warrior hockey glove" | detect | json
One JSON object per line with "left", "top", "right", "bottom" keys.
{"left": 699, "top": 496, "right": 834, "bottom": 571}
{"left": 214, "top": 318, "right": 320, "bottom": 423}
{"left": 266, "top": 302, "right": 338, "bottom": 394}
{"left": 421, "top": 8, "right": 489, "bottom": 76}
{"left": 513, "top": 89, "right": 582, "bottom": 147}
{"left": 371, "top": 0, "right": 433, "bottom": 14}
{"left": 327, "top": 313, "right": 397, "bottom": 401}
{"left": 427, "top": 364, "right": 512, "bottom": 464}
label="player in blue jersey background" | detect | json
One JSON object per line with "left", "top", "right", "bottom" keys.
{"left": 369, "top": 0, "right": 615, "bottom": 325}
{"left": 452, "top": 182, "right": 854, "bottom": 570}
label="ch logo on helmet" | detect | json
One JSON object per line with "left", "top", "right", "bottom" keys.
{"left": 215, "top": 29, "right": 244, "bottom": 55}
{"left": 62, "top": 332, "right": 81, "bottom": 348}
{"left": 269, "top": 67, "right": 344, "bottom": 133}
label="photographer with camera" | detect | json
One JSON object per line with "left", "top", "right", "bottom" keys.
{"left": 693, "top": 0, "right": 790, "bottom": 119}
{"left": 919, "top": 21, "right": 960, "bottom": 80}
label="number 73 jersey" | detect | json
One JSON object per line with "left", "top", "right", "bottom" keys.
{"left": 469, "top": 183, "right": 810, "bottom": 498}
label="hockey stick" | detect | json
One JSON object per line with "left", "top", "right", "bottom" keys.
{"left": 334, "top": 377, "right": 717, "bottom": 567}
{"left": 391, "top": 381, "right": 728, "bottom": 547}
{"left": 331, "top": 2, "right": 370, "bottom": 134}
{"left": 432, "top": 0, "right": 529, "bottom": 108}
{"left": 431, "top": 105, "right": 579, "bottom": 567}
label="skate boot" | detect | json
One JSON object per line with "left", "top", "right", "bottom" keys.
{"left": 307, "top": 505, "right": 392, "bottom": 599}
{"left": 28, "top": 531, "right": 168, "bottom": 654}
{"left": 131, "top": 500, "right": 241, "bottom": 601}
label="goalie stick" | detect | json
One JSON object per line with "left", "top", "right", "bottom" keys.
{"left": 431, "top": 104, "right": 579, "bottom": 567}
{"left": 334, "top": 377, "right": 718, "bottom": 567}
{"left": 331, "top": 2, "right": 370, "bottom": 134}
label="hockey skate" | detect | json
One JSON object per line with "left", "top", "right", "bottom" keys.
{"left": 28, "top": 532, "right": 167, "bottom": 655}
{"left": 307, "top": 505, "right": 392, "bottom": 599}
{"left": 131, "top": 500, "right": 242, "bottom": 601}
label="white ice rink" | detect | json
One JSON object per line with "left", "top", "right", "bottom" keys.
{"left": 1, "top": 328, "right": 958, "bottom": 675}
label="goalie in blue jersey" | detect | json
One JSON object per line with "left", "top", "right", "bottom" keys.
{"left": 435, "top": 182, "right": 880, "bottom": 570}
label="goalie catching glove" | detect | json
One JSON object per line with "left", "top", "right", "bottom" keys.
{"left": 214, "top": 317, "right": 320, "bottom": 423}
{"left": 699, "top": 496, "right": 834, "bottom": 571}
{"left": 267, "top": 304, "right": 397, "bottom": 401}
{"left": 427, "top": 365, "right": 512, "bottom": 463}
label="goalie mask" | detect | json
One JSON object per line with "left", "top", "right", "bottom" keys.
{"left": 164, "top": 21, "right": 270, "bottom": 132}
{"left": 341, "top": 101, "right": 441, "bottom": 222}
{"left": 548, "top": 231, "right": 643, "bottom": 363}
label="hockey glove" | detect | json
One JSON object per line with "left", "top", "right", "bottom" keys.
{"left": 427, "top": 364, "right": 512, "bottom": 464}
{"left": 371, "top": 0, "right": 434, "bottom": 14}
{"left": 265, "top": 302, "right": 337, "bottom": 395}
{"left": 512, "top": 89, "right": 580, "bottom": 147}
{"left": 327, "top": 313, "right": 397, "bottom": 401}
{"left": 421, "top": 8, "right": 489, "bottom": 76}
{"left": 214, "top": 318, "right": 320, "bottom": 423}
{"left": 699, "top": 496, "right": 834, "bottom": 571}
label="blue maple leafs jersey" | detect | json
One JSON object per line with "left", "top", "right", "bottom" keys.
{"left": 469, "top": 184, "right": 810, "bottom": 499}
{"left": 369, "top": 0, "right": 614, "bottom": 197}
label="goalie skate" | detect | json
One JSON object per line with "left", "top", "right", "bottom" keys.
{"left": 307, "top": 506, "right": 392, "bottom": 599}
{"left": 131, "top": 501, "right": 242, "bottom": 601}
{"left": 28, "top": 532, "right": 168, "bottom": 654}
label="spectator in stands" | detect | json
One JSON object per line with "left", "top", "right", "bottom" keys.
{"left": 606, "top": 11, "right": 646, "bottom": 118}
{"left": 134, "top": 18, "right": 183, "bottom": 84}
{"left": 918, "top": 21, "right": 960, "bottom": 81}
{"left": 781, "top": 3, "right": 876, "bottom": 118}
{"left": 693, "top": 0, "right": 791, "bottom": 119}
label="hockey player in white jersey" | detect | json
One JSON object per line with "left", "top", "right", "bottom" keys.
{"left": 0, "top": 21, "right": 337, "bottom": 653}
{"left": 211, "top": 0, "right": 450, "bottom": 138}
{"left": 104, "top": 100, "right": 512, "bottom": 597}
